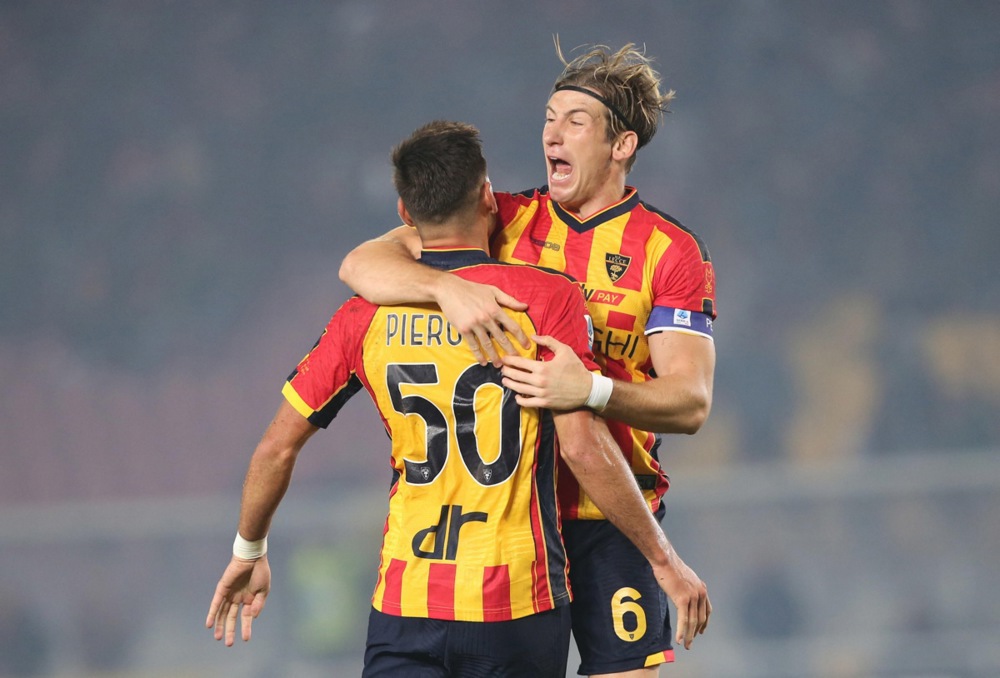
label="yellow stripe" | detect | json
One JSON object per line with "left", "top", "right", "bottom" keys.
{"left": 644, "top": 650, "right": 671, "bottom": 667}
{"left": 281, "top": 382, "right": 315, "bottom": 419}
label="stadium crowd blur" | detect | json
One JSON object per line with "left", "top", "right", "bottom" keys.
{"left": 1, "top": 2, "right": 998, "bottom": 676}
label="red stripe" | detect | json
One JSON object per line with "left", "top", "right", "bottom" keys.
{"left": 427, "top": 563, "right": 457, "bottom": 620}
{"left": 647, "top": 649, "right": 676, "bottom": 666}
{"left": 605, "top": 310, "right": 636, "bottom": 331}
{"left": 556, "top": 447, "right": 581, "bottom": 520}
{"left": 616, "top": 218, "right": 648, "bottom": 291}
{"left": 371, "top": 483, "right": 399, "bottom": 606}
{"left": 528, "top": 447, "right": 552, "bottom": 611}
{"left": 381, "top": 558, "right": 406, "bottom": 615}
{"left": 510, "top": 207, "right": 550, "bottom": 264}
{"left": 482, "top": 565, "right": 513, "bottom": 621}
{"left": 563, "top": 226, "right": 594, "bottom": 284}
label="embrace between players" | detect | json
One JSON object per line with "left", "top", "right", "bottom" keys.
{"left": 208, "top": 41, "right": 716, "bottom": 678}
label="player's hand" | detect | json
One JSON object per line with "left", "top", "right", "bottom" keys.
{"left": 435, "top": 276, "right": 530, "bottom": 367}
{"left": 206, "top": 555, "right": 271, "bottom": 646}
{"left": 651, "top": 555, "right": 711, "bottom": 650}
{"left": 500, "top": 334, "right": 593, "bottom": 410}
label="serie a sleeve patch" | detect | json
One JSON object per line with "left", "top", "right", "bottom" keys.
{"left": 645, "top": 306, "right": 714, "bottom": 339}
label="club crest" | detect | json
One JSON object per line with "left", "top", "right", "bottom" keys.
{"left": 605, "top": 253, "right": 632, "bottom": 283}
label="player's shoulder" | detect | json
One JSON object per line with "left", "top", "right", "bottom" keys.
{"left": 478, "top": 260, "right": 580, "bottom": 302}
{"left": 492, "top": 259, "right": 576, "bottom": 285}
{"left": 494, "top": 186, "right": 548, "bottom": 208}
{"left": 636, "top": 199, "right": 712, "bottom": 263}
{"left": 331, "top": 294, "right": 379, "bottom": 325}
{"left": 501, "top": 185, "right": 548, "bottom": 199}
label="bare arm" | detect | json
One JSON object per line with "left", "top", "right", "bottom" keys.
{"left": 235, "top": 400, "right": 319, "bottom": 539}
{"left": 206, "top": 400, "right": 318, "bottom": 646}
{"left": 553, "top": 409, "right": 711, "bottom": 649}
{"left": 338, "top": 225, "right": 441, "bottom": 305}
{"left": 339, "top": 225, "right": 530, "bottom": 366}
{"left": 603, "top": 331, "right": 714, "bottom": 433}
{"left": 502, "top": 330, "right": 715, "bottom": 434}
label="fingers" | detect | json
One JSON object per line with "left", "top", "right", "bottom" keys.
{"left": 465, "top": 324, "right": 532, "bottom": 368}
{"left": 493, "top": 311, "right": 531, "bottom": 349}
{"left": 500, "top": 353, "right": 535, "bottom": 371}
{"left": 530, "top": 334, "right": 569, "bottom": 353}
{"left": 462, "top": 330, "right": 491, "bottom": 366}
{"left": 224, "top": 598, "right": 240, "bottom": 646}
{"left": 446, "top": 285, "right": 531, "bottom": 365}
{"left": 686, "top": 597, "right": 700, "bottom": 648}
{"left": 211, "top": 600, "right": 228, "bottom": 641}
{"left": 241, "top": 599, "right": 255, "bottom": 642}
{"left": 500, "top": 363, "right": 543, "bottom": 389}
{"left": 674, "top": 591, "right": 711, "bottom": 650}
{"left": 208, "top": 585, "right": 233, "bottom": 643}
{"left": 513, "top": 394, "right": 545, "bottom": 409}
{"left": 208, "top": 597, "right": 266, "bottom": 646}
{"left": 474, "top": 324, "right": 504, "bottom": 368}
{"left": 464, "top": 322, "right": 506, "bottom": 367}
{"left": 481, "top": 312, "right": 532, "bottom": 363}
{"left": 501, "top": 364, "right": 549, "bottom": 406}
{"left": 206, "top": 592, "right": 223, "bottom": 629}
{"left": 675, "top": 603, "right": 693, "bottom": 650}
{"left": 494, "top": 289, "right": 529, "bottom": 312}
{"left": 699, "top": 594, "right": 712, "bottom": 635}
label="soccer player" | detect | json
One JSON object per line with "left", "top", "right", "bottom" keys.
{"left": 207, "top": 120, "right": 703, "bottom": 677}
{"left": 339, "top": 43, "right": 715, "bottom": 677}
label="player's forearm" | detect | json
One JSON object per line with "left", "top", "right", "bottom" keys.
{"left": 600, "top": 376, "right": 712, "bottom": 434}
{"left": 236, "top": 444, "right": 297, "bottom": 540}
{"left": 339, "top": 237, "right": 444, "bottom": 305}
{"left": 235, "top": 402, "right": 316, "bottom": 540}
{"left": 555, "top": 411, "right": 673, "bottom": 569}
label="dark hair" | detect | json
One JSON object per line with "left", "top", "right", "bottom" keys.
{"left": 552, "top": 39, "right": 674, "bottom": 170}
{"left": 391, "top": 120, "right": 487, "bottom": 224}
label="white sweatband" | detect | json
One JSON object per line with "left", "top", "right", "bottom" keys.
{"left": 585, "top": 373, "right": 614, "bottom": 411}
{"left": 233, "top": 532, "right": 268, "bottom": 560}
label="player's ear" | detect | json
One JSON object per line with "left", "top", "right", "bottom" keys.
{"left": 612, "top": 131, "right": 639, "bottom": 163}
{"left": 482, "top": 177, "right": 497, "bottom": 215}
{"left": 397, "top": 197, "right": 417, "bottom": 227}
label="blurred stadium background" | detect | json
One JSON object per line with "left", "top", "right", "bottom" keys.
{"left": 1, "top": 2, "right": 998, "bottom": 676}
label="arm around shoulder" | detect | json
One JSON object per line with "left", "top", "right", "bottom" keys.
{"left": 340, "top": 227, "right": 531, "bottom": 366}
{"left": 338, "top": 225, "right": 442, "bottom": 305}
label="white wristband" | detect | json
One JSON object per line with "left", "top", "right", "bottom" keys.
{"left": 233, "top": 532, "right": 268, "bottom": 560}
{"left": 585, "top": 373, "right": 614, "bottom": 411}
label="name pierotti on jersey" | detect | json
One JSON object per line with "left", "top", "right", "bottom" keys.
{"left": 385, "top": 311, "right": 463, "bottom": 347}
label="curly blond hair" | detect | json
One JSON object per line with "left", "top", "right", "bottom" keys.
{"left": 552, "top": 37, "right": 674, "bottom": 171}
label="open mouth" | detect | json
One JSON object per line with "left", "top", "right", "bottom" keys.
{"left": 549, "top": 157, "right": 572, "bottom": 181}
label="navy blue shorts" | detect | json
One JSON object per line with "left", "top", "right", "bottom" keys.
{"left": 362, "top": 605, "right": 572, "bottom": 677}
{"left": 563, "top": 505, "right": 674, "bottom": 675}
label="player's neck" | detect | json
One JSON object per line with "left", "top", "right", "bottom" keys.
{"left": 556, "top": 171, "right": 630, "bottom": 220}
{"left": 418, "top": 220, "right": 490, "bottom": 252}
{"left": 562, "top": 184, "right": 631, "bottom": 220}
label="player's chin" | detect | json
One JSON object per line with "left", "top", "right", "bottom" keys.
{"left": 547, "top": 183, "right": 570, "bottom": 203}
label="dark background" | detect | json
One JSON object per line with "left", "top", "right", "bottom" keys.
{"left": 1, "top": 2, "right": 998, "bottom": 676}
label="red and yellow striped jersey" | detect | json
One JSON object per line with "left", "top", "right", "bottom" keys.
{"left": 283, "top": 248, "right": 599, "bottom": 622}
{"left": 492, "top": 187, "right": 717, "bottom": 520}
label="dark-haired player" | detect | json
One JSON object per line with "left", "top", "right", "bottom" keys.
{"left": 208, "top": 120, "right": 700, "bottom": 677}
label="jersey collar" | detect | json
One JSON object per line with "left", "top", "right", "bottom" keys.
{"left": 419, "top": 247, "right": 494, "bottom": 271}
{"left": 548, "top": 186, "right": 641, "bottom": 233}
